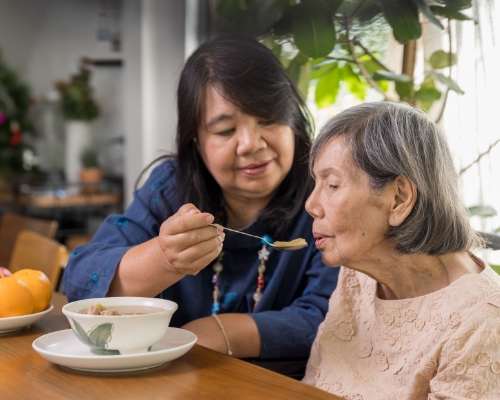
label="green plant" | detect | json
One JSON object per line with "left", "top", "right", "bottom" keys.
{"left": 0, "top": 48, "right": 35, "bottom": 177}
{"left": 216, "top": 0, "right": 474, "bottom": 116}
{"left": 80, "top": 146, "right": 99, "bottom": 169}
{"left": 55, "top": 65, "right": 99, "bottom": 121}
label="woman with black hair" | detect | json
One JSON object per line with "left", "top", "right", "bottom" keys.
{"left": 63, "top": 36, "right": 339, "bottom": 361}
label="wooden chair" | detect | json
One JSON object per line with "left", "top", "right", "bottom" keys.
{"left": 8, "top": 230, "right": 67, "bottom": 291}
{"left": 0, "top": 212, "right": 58, "bottom": 268}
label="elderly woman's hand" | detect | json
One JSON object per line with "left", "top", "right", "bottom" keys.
{"left": 157, "top": 203, "right": 224, "bottom": 276}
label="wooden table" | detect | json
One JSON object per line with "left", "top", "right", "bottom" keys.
{"left": 0, "top": 293, "right": 339, "bottom": 400}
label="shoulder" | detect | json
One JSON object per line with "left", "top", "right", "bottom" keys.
{"left": 136, "top": 158, "right": 178, "bottom": 194}
{"left": 132, "top": 158, "right": 181, "bottom": 215}
{"left": 146, "top": 159, "right": 177, "bottom": 187}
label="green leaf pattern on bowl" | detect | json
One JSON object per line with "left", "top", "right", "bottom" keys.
{"left": 71, "top": 319, "right": 120, "bottom": 355}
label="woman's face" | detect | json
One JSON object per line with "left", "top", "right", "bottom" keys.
{"left": 197, "top": 85, "right": 295, "bottom": 202}
{"left": 305, "top": 136, "right": 392, "bottom": 268}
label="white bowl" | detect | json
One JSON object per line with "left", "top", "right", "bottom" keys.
{"left": 62, "top": 297, "right": 178, "bottom": 355}
{"left": 0, "top": 304, "right": 54, "bottom": 333}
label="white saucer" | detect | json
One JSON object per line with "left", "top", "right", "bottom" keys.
{"left": 32, "top": 327, "right": 197, "bottom": 372}
{"left": 0, "top": 304, "right": 54, "bottom": 333}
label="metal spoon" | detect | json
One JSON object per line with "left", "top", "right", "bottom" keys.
{"left": 210, "top": 224, "right": 308, "bottom": 251}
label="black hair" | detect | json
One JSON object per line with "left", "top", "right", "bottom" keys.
{"left": 141, "top": 36, "right": 314, "bottom": 239}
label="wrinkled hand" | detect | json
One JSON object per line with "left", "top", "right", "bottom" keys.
{"left": 157, "top": 204, "right": 224, "bottom": 276}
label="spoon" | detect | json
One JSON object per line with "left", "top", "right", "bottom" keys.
{"left": 210, "top": 224, "right": 308, "bottom": 251}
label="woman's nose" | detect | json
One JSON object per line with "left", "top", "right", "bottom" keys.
{"left": 236, "top": 125, "right": 266, "bottom": 155}
{"left": 305, "top": 186, "right": 323, "bottom": 219}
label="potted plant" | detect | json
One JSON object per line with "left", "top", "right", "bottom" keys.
{"left": 79, "top": 146, "right": 102, "bottom": 194}
{"left": 0, "top": 49, "right": 37, "bottom": 180}
{"left": 55, "top": 63, "right": 100, "bottom": 183}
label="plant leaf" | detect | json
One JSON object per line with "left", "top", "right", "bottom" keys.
{"left": 429, "top": 6, "right": 473, "bottom": 21}
{"left": 379, "top": 0, "right": 421, "bottom": 44}
{"left": 88, "top": 323, "right": 114, "bottom": 349}
{"left": 356, "top": 3, "right": 383, "bottom": 22}
{"left": 414, "top": 87, "right": 442, "bottom": 101}
{"left": 315, "top": 64, "right": 340, "bottom": 108}
{"left": 90, "top": 348, "right": 121, "bottom": 355}
{"left": 272, "top": 4, "right": 295, "bottom": 37}
{"left": 218, "top": 0, "right": 287, "bottom": 38}
{"left": 373, "top": 71, "right": 410, "bottom": 82}
{"left": 429, "top": 50, "right": 457, "bottom": 69}
{"left": 341, "top": 64, "right": 367, "bottom": 100}
{"left": 360, "top": 57, "right": 382, "bottom": 75}
{"left": 395, "top": 81, "right": 413, "bottom": 99}
{"left": 433, "top": 72, "right": 465, "bottom": 94}
{"left": 413, "top": 0, "right": 444, "bottom": 29}
{"left": 293, "top": 0, "right": 336, "bottom": 58}
{"left": 287, "top": 52, "right": 310, "bottom": 98}
{"left": 71, "top": 319, "right": 93, "bottom": 346}
{"left": 441, "top": 0, "right": 472, "bottom": 11}
{"left": 323, "top": 0, "right": 343, "bottom": 13}
{"left": 271, "top": 44, "right": 282, "bottom": 59}
{"left": 311, "top": 60, "right": 336, "bottom": 80}
{"left": 468, "top": 205, "right": 497, "bottom": 217}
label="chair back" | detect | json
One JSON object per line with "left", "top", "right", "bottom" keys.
{"left": 8, "top": 230, "right": 67, "bottom": 291}
{"left": 0, "top": 212, "right": 58, "bottom": 268}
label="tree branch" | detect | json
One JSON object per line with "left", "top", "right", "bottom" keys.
{"left": 435, "top": 19, "right": 453, "bottom": 124}
{"left": 353, "top": 39, "right": 392, "bottom": 72}
{"left": 324, "top": 56, "right": 357, "bottom": 64}
{"left": 345, "top": 21, "right": 397, "bottom": 102}
{"left": 459, "top": 138, "right": 500, "bottom": 176}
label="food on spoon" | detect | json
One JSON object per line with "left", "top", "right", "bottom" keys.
{"left": 0, "top": 267, "right": 12, "bottom": 278}
{"left": 273, "top": 238, "right": 308, "bottom": 248}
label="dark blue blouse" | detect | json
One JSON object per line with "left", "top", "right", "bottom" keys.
{"left": 63, "top": 160, "right": 339, "bottom": 359}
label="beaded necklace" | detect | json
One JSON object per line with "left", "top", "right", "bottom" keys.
{"left": 212, "top": 234, "right": 272, "bottom": 314}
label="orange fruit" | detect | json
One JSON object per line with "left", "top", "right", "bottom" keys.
{"left": 0, "top": 276, "right": 34, "bottom": 317}
{"left": 12, "top": 269, "right": 52, "bottom": 313}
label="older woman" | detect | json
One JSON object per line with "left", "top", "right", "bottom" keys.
{"left": 63, "top": 36, "right": 339, "bottom": 362}
{"left": 303, "top": 102, "right": 500, "bottom": 399}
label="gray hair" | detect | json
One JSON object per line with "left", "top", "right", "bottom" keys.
{"left": 310, "top": 102, "right": 483, "bottom": 255}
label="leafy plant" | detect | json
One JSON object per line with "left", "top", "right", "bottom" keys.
{"left": 215, "top": 0, "right": 474, "bottom": 116}
{"left": 0, "top": 48, "right": 35, "bottom": 177}
{"left": 80, "top": 146, "right": 99, "bottom": 169}
{"left": 55, "top": 64, "right": 100, "bottom": 121}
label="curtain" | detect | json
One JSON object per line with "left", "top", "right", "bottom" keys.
{"left": 440, "top": 0, "right": 500, "bottom": 263}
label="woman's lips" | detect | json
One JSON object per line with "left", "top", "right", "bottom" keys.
{"left": 240, "top": 161, "right": 271, "bottom": 176}
{"left": 315, "top": 237, "right": 327, "bottom": 248}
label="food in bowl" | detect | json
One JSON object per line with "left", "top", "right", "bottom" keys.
{"left": 81, "top": 303, "right": 165, "bottom": 316}
{"left": 62, "top": 297, "right": 178, "bottom": 355}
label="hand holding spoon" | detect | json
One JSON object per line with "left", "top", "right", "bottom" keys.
{"left": 210, "top": 224, "right": 308, "bottom": 251}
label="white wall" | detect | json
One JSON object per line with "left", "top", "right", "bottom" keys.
{"left": 141, "top": 0, "right": 185, "bottom": 184}
{"left": 0, "top": 0, "right": 187, "bottom": 207}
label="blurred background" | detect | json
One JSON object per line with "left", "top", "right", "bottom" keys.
{"left": 0, "top": 0, "right": 499, "bottom": 264}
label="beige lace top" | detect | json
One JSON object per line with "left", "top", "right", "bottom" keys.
{"left": 303, "top": 262, "right": 500, "bottom": 399}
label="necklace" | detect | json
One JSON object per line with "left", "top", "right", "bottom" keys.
{"left": 212, "top": 234, "right": 272, "bottom": 314}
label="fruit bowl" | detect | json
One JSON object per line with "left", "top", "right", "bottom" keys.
{"left": 0, "top": 304, "right": 54, "bottom": 333}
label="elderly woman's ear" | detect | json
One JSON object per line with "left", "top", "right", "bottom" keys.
{"left": 387, "top": 176, "right": 417, "bottom": 227}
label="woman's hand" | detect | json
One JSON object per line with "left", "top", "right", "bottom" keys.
{"left": 157, "top": 203, "right": 224, "bottom": 276}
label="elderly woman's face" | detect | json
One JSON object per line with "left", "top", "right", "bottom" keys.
{"left": 197, "top": 86, "right": 295, "bottom": 202}
{"left": 306, "top": 136, "right": 392, "bottom": 268}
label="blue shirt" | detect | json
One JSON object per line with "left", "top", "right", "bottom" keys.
{"left": 63, "top": 160, "right": 339, "bottom": 359}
